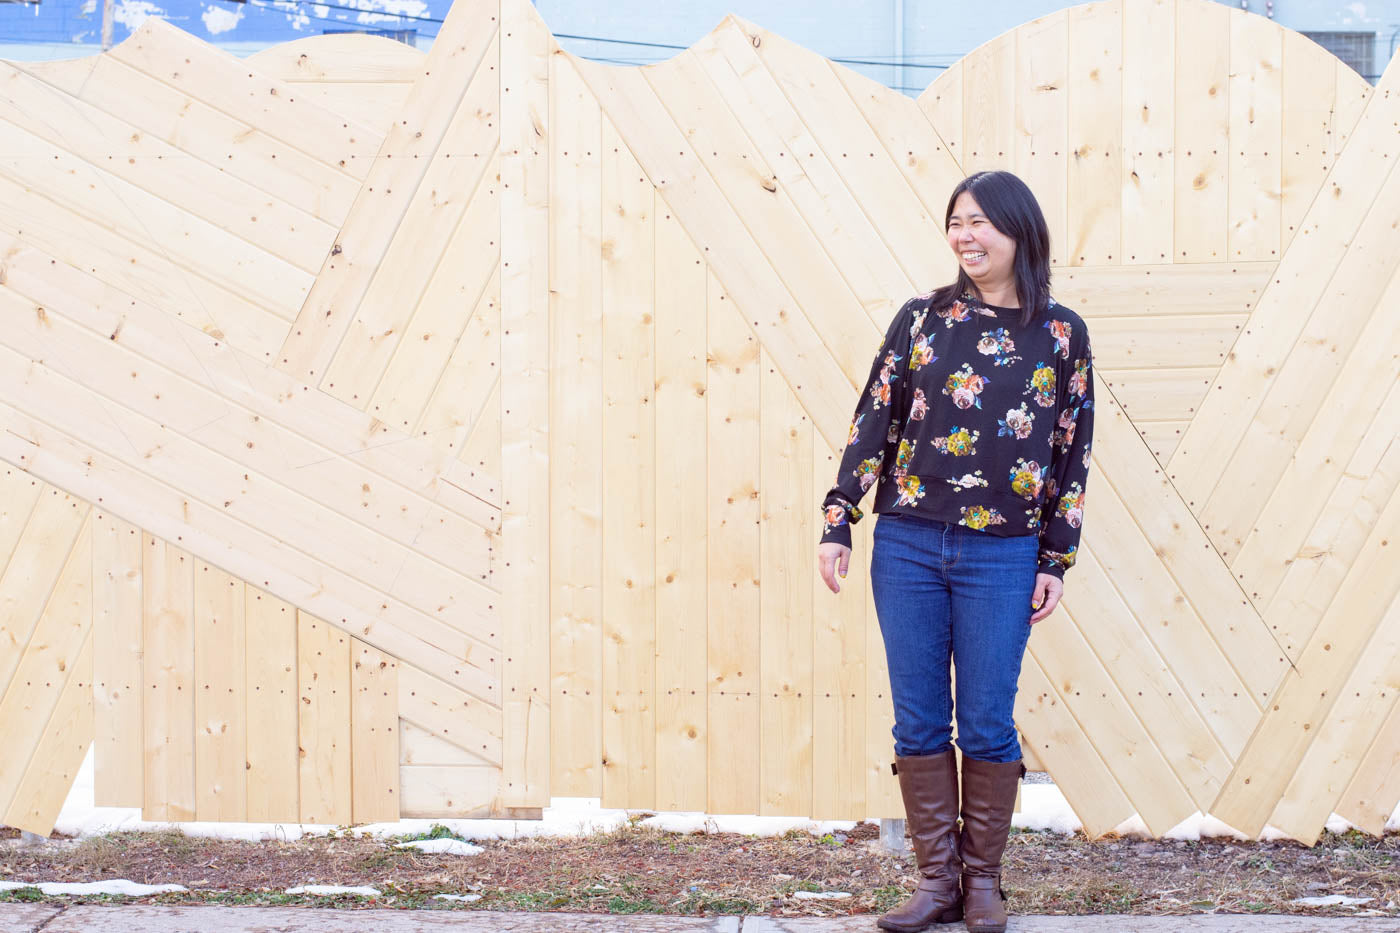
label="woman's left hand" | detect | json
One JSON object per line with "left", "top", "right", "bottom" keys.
{"left": 1029, "top": 573, "right": 1063, "bottom": 624}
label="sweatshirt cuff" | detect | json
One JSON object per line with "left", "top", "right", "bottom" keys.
{"left": 1036, "top": 544, "right": 1077, "bottom": 578}
{"left": 820, "top": 502, "right": 861, "bottom": 549}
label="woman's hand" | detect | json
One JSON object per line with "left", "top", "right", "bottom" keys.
{"left": 1029, "top": 573, "right": 1063, "bottom": 624}
{"left": 818, "top": 543, "right": 852, "bottom": 594}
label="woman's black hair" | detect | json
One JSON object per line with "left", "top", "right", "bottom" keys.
{"left": 925, "top": 170, "right": 1052, "bottom": 328}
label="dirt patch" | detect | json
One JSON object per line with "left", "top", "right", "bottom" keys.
{"left": 0, "top": 824, "right": 1397, "bottom": 918}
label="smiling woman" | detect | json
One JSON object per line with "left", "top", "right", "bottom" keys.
{"left": 816, "top": 171, "right": 1094, "bottom": 933}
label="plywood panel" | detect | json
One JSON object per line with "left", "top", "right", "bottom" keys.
{"left": 1014, "top": 11, "right": 1070, "bottom": 268}
{"left": 92, "top": 511, "right": 143, "bottom": 807}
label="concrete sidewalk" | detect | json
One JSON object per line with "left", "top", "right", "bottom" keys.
{"left": 4, "top": 905, "right": 1400, "bottom": 932}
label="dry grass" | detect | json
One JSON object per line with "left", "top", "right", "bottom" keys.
{"left": 0, "top": 823, "right": 1396, "bottom": 917}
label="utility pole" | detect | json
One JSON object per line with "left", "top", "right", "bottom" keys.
{"left": 101, "top": 0, "right": 114, "bottom": 49}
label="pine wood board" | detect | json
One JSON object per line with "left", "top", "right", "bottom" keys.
{"left": 141, "top": 534, "right": 196, "bottom": 822}
{"left": 275, "top": 0, "right": 498, "bottom": 383}
{"left": 1065, "top": 0, "right": 1123, "bottom": 266}
{"left": 297, "top": 611, "right": 352, "bottom": 825}
{"left": 0, "top": 332, "right": 499, "bottom": 644}
{"left": 570, "top": 54, "right": 857, "bottom": 453}
{"left": 737, "top": 18, "right": 954, "bottom": 298}
{"left": 1121, "top": 0, "right": 1175, "bottom": 265}
{"left": 758, "top": 352, "right": 814, "bottom": 817}
{"left": 91, "top": 511, "right": 145, "bottom": 807}
{"left": 244, "top": 588, "right": 301, "bottom": 823}
{"left": 705, "top": 272, "right": 760, "bottom": 816}
{"left": 369, "top": 148, "right": 502, "bottom": 437}
{"left": 0, "top": 511, "right": 94, "bottom": 815}
{"left": 75, "top": 55, "right": 362, "bottom": 223}
{"left": 599, "top": 129, "right": 656, "bottom": 809}
{"left": 4, "top": 632, "right": 93, "bottom": 836}
{"left": 1172, "top": 0, "right": 1230, "bottom": 261}
{"left": 1170, "top": 58, "right": 1400, "bottom": 504}
{"left": 109, "top": 19, "right": 382, "bottom": 175}
{"left": 1226, "top": 8, "right": 1283, "bottom": 262}
{"left": 193, "top": 563, "right": 248, "bottom": 822}
{"left": 0, "top": 405, "right": 496, "bottom": 705}
{"left": 697, "top": 22, "right": 911, "bottom": 325}
{"left": 639, "top": 49, "right": 877, "bottom": 391}
{"left": 1014, "top": 10, "right": 1070, "bottom": 268}
{"left": 652, "top": 198, "right": 710, "bottom": 813}
{"left": 320, "top": 30, "right": 501, "bottom": 407}
{"left": 546, "top": 51, "right": 604, "bottom": 800}
{"left": 351, "top": 638, "right": 401, "bottom": 824}
{"left": 499, "top": 0, "right": 553, "bottom": 809}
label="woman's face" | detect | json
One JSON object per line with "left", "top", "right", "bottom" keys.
{"left": 946, "top": 191, "right": 1017, "bottom": 290}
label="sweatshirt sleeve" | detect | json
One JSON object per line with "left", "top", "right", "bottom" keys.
{"left": 1036, "top": 325, "right": 1094, "bottom": 578}
{"left": 819, "top": 299, "right": 918, "bottom": 549}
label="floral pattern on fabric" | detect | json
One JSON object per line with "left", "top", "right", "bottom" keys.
{"left": 977, "top": 328, "right": 1022, "bottom": 367}
{"left": 909, "top": 388, "right": 929, "bottom": 422}
{"left": 1046, "top": 318, "right": 1072, "bottom": 359}
{"left": 1009, "top": 459, "right": 1048, "bottom": 501}
{"left": 854, "top": 452, "right": 884, "bottom": 492}
{"left": 1025, "top": 363, "right": 1055, "bottom": 408}
{"left": 997, "top": 403, "right": 1034, "bottom": 440}
{"left": 943, "top": 363, "right": 990, "bottom": 410}
{"left": 819, "top": 292, "right": 1094, "bottom": 579}
{"left": 947, "top": 471, "right": 988, "bottom": 493}
{"left": 932, "top": 426, "right": 979, "bottom": 456}
{"left": 895, "top": 475, "right": 926, "bottom": 507}
{"left": 959, "top": 505, "right": 1007, "bottom": 530}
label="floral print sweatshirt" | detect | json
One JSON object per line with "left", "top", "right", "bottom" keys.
{"left": 819, "top": 291, "right": 1095, "bottom": 578}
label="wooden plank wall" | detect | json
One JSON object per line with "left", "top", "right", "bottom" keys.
{"left": 1, "top": 0, "right": 1397, "bottom": 843}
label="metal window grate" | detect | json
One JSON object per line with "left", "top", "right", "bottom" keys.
{"left": 1301, "top": 30, "right": 1377, "bottom": 82}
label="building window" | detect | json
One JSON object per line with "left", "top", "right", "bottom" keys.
{"left": 1301, "top": 31, "right": 1377, "bottom": 82}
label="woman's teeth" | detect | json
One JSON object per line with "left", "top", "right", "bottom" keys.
{"left": 962, "top": 251, "right": 987, "bottom": 262}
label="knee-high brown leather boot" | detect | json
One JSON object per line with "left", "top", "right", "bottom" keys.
{"left": 877, "top": 750, "right": 963, "bottom": 932}
{"left": 958, "top": 757, "right": 1025, "bottom": 933}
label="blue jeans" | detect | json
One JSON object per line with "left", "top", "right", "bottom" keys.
{"left": 870, "top": 512, "right": 1038, "bottom": 763}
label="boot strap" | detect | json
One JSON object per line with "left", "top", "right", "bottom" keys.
{"left": 915, "top": 874, "right": 958, "bottom": 894}
{"left": 962, "top": 874, "right": 1002, "bottom": 891}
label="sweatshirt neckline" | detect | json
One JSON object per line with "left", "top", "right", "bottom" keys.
{"left": 961, "top": 291, "right": 1020, "bottom": 317}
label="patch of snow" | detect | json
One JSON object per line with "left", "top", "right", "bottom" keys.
{"left": 1162, "top": 812, "right": 1248, "bottom": 842}
{"left": 1010, "top": 784, "right": 1080, "bottom": 834}
{"left": 0, "top": 880, "right": 186, "bottom": 896}
{"left": 792, "top": 891, "right": 851, "bottom": 901}
{"left": 433, "top": 893, "right": 482, "bottom": 902}
{"left": 112, "top": 0, "right": 166, "bottom": 31}
{"left": 396, "top": 838, "right": 484, "bottom": 856}
{"left": 201, "top": 4, "right": 243, "bottom": 34}
{"left": 285, "top": 884, "right": 381, "bottom": 897}
{"left": 1324, "top": 813, "right": 1355, "bottom": 834}
{"left": 1292, "top": 895, "right": 1374, "bottom": 907}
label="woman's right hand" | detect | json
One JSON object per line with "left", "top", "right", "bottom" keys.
{"left": 817, "top": 542, "right": 852, "bottom": 594}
